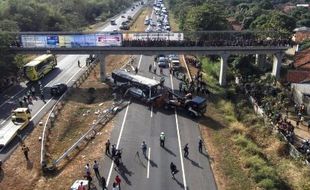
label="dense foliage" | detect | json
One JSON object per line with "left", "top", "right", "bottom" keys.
{"left": 0, "top": 0, "right": 136, "bottom": 85}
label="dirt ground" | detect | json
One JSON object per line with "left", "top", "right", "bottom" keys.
{"left": 0, "top": 55, "right": 129, "bottom": 190}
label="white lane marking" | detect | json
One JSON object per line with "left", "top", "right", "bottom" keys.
{"left": 0, "top": 88, "right": 26, "bottom": 108}
{"left": 1, "top": 60, "right": 85, "bottom": 125}
{"left": 147, "top": 147, "right": 151, "bottom": 179}
{"left": 137, "top": 55, "right": 143, "bottom": 69}
{"left": 150, "top": 106, "right": 153, "bottom": 118}
{"left": 170, "top": 72, "right": 187, "bottom": 189}
{"left": 107, "top": 105, "right": 130, "bottom": 186}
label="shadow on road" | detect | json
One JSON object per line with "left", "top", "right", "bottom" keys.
{"left": 163, "top": 146, "right": 176, "bottom": 157}
{"left": 116, "top": 163, "right": 133, "bottom": 186}
{"left": 185, "top": 157, "right": 203, "bottom": 169}
{"left": 26, "top": 160, "right": 33, "bottom": 170}
{"left": 173, "top": 176, "right": 185, "bottom": 189}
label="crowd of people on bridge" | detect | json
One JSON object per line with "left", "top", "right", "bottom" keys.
{"left": 122, "top": 38, "right": 292, "bottom": 47}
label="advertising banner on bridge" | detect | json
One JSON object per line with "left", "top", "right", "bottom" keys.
{"left": 21, "top": 35, "right": 47, "bottom": 48}
{"left": 123, "top": 32, "right": 184, "bottom": 41}
{"left": 20, "top": 33, "right": 122, "bottom": 48}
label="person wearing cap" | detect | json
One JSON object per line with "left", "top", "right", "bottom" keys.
{"left": 160, "top": 132, "right": 165, "bottom": 147}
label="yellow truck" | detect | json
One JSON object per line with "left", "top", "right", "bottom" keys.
{"left": 0, "top": 108, "right": 31, "bottom": 149}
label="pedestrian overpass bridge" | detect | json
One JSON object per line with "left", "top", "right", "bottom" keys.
{"left": 9, "top": 31, "right": 290, "bottom": 85}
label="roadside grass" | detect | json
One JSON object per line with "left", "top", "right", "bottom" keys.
{"left": 197, "top": 58, "right": 310, "bottom": 189}
{"left": 131, "top": 7, "right": 152, "bottom": 32}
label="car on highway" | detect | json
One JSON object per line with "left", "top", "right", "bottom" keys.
{"left": 125, "top": 87, "right": 147, "bottom": 100}
{"left": 50, "top": 83, "right": 68, "bottom": 96}
{"left": 121, "top": 15, "right": 126, "bottom": 18}
{"left": 127, "top": 16, "right": 132, "bottom": 20}
{"left": 158, "top": 56, "right": 168, "bottom": 68}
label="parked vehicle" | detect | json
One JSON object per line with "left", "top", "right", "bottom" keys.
{"left": 0, "top": 108, "right": 31, "bottom": 149}
{"left": 50, "top": 83, "right": 68, "bottom": 97}
{"left": 23, "top": 54, "right": 57, "bottom": 81}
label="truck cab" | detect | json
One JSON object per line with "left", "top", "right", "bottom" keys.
{"left": 12, "top": 108, "right": 31, "bottom": 124}
{"left": 185, "top": 96, "right": 207, "bottom": 117}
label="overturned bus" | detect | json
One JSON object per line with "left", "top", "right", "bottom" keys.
{"left": 111, "top": 69, "right": 162, "bottom": 99}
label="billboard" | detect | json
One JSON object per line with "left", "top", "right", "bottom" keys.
{"left": 20, "top": 33, "right": 122, "bottom": 48}
{"left": 123, "top": 32, "right": 184, "bottom": 41}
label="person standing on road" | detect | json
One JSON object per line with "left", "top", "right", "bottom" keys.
{"left": 115, "top": 175, "right": 121, "bottom": 190}
{"left": 78, "top": 60, "right": 81, "bottom": 68}
{"left": 183, "top": 143, "right": 189, "bottom": 158}
{"left": 86, "top": 173, "right": 92, "bottom": 190}
{"left": 111, "top": 144, "right": 116, "bottom": 158}
{"left": 105, "top": 139, "right": 111, "bottom": 155}
{"left": 93, "top": 160, "right": 100, "bottom": 178}
{"left": 31, "top": 86, "right": 36, "bottom": 97}
{"left": 153, "top": 66, "right": 157, "bottom": 74}
{"left": 22, "top": 144, "right": 30, "bottom": 161}
{"left": 19, "top": 99, "right": 23, "bottom": 107}
{"left": 160, "top": 132, "right": 165, "bottom": 147}
{"left": 170, "top": 162, "right": 178, "bottom": 179}
{"left": 141, "top": 141, "right": 147, "bottom": 157}
{"left": 85, "top": 163, "right": 91, "bottom": 177}
{"left": 135, "top": 66, "right": 138, "bottom": 74}
{"left": 149, "top": 64, "right": 152, "bottom": 72}
{"left": 100, "top": 176, "right": 107, "bottom": 190}
{"left": 199, "top": 139, "right": 203, "bottom": 153}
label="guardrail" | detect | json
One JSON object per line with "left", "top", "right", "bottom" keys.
{"left": 53, "top": 100, "right": 128, "bottom": 168}
{"left": 40, "top": 62, "right": 97, "bottom": 170}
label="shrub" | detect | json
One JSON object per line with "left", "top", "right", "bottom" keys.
{"left": 234, "top": 134, "right": 250, "bottom": 148}
{"left": 257, "top": 178, "right": 276, "bottom": 190}
{"left": 244, "top": 155, "right": 266, "bottom": 169}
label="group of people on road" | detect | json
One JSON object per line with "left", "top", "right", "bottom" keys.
{"left": 81, "top": 160, "right": 108, "bottom": 190}
{"left": 18, "top": 81, "right": 45, "bottom": 108}
{"left": 105, "top": 139, "right": 122, "bottom": 171}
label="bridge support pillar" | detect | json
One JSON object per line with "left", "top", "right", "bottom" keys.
{"left": 255, "top": 54, "right": 266, "bottom": 67}
{"left": 219, "top": 54, "right": 229, "bottom": 86}
{"left": 272, "top": 53, "right": 283, "bottom": 79}
{"left": 98, "top": 54, "right": 106, "bottom": 82}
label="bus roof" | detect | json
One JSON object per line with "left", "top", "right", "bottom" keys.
{"left": 24, "top": 54, "right": 53, "bottom": 67}
{"left": 112, "top": 70, "right": 160, "bottom": 87}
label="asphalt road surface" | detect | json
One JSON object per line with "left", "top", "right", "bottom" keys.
{"left": 100, "top": 55, "right": 217, "bottom": 190}
{"left": 97, "top": 3, "right": 217, "bottom": 189}
{"left": 0, "top": 2, "right": 144, "bottom": 161}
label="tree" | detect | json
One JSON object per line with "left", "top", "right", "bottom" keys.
{"left": 184, "top": 3, "right": 229, "bottom": 31}
{"left": 250, "top": 11, "right": 296, "bottom": 33}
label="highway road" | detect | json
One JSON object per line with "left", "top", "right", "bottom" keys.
{"left": 100, "top": 55, "right": 217, "bottom": 190}
{"left": 99, "top": 1, "right": 217, "bottom": 189}
{"left": 0, "top": 2, "right": 144, "bottom": 161}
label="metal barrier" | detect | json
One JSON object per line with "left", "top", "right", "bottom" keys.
{"left": 53, "top": 100, "right": 129, "bottom": 168}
